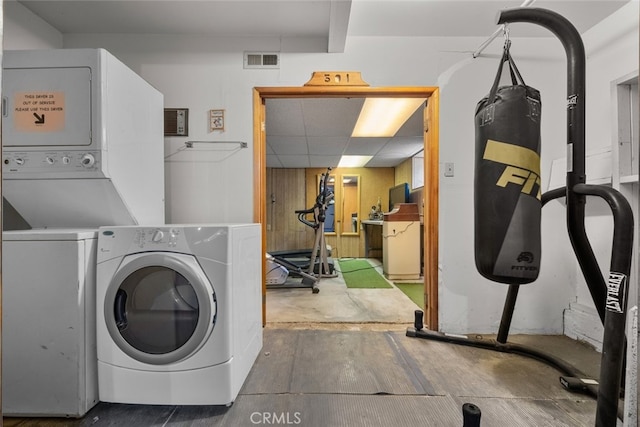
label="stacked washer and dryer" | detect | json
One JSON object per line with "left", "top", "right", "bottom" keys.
{"left": 2, "top": 49, "right": 262, "bottom": 417}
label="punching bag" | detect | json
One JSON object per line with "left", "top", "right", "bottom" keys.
{"left": 474, "top": 42, "right": 542, "bottom": 284}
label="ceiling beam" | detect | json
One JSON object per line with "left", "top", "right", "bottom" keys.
{"left": 328, "top": 0, "right": 352, "bottom": 53}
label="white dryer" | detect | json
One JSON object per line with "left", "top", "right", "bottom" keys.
{"left": 96, "top": 224, "right": 262, "bottom": 405}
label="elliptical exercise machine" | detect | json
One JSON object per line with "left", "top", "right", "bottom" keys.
{"left": 266, "top": 167, "right": 337, "bottom": 293}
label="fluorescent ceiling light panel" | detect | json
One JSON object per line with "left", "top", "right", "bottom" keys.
{"left": 352, "top": 98, "right": 426, "bottom": 137}
{"left": 338, "top": 155, "right": 373, "bottom": 168}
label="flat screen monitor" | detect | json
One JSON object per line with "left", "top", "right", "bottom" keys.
{"left": 389, "top": 183, "right": 409, "bottom": 211}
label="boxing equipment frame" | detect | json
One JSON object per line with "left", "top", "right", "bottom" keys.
{"left": 408, "top": 8, "right": 634, "bottom": 427}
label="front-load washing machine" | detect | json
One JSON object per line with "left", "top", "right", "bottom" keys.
{"left": 96, "top": 224, "right": 262, "bottom": 405}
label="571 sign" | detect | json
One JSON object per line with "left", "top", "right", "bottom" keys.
{"left": 14, "top": 92, "right": 65, "bottom": 132}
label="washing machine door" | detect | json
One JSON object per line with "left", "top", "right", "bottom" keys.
{"left": 104, "top": 252, "right": 216, "bottom": 365}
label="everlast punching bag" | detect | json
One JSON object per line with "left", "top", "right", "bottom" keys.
{"left": 474, "top": 41, "right": 542, "bottom": 284}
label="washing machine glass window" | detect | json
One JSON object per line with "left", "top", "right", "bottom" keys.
{"left": 105, "top": 253, "right": 217, "bottom": 365}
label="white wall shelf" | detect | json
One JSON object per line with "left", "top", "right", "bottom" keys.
{"left": 547, "top": 146, "right": 613, "bottom": 191}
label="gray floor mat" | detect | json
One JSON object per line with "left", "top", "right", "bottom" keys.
{"left": 4, "top": 329, "right": 601, "bottom": 427}
{"left": 242, "top": 329, "right": 430, "bottom": 396}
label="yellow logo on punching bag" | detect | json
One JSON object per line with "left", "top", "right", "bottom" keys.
{"left": 483, "top": 139, "right": 541, "bottom": 200}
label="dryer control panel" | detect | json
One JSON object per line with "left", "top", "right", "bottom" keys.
{"left": 133, "top": 228, "right": 181, "bottom": 249}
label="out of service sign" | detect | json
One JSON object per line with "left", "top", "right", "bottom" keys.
{"left": 14, "top": 92, "right": 65, "bottom": 132}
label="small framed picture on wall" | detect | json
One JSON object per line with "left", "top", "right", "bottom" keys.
{"left": 209, "top": 109, "right": 225, "bottom": 132}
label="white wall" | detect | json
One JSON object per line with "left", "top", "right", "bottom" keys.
{"left": 4, "top": 2, "right": 637, "bottom": 339}
{"left": 3, "top": 1, "right": 62, "bottom": 49}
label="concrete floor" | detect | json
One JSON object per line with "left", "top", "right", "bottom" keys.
{"left": 265, "top": 257, "right": 603, "bottom": 380}
{"left": 266, "top": 258, "right": 420, "bottom": 325}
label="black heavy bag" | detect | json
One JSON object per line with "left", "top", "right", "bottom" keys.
{"left": 474, "top": 42, "right": 542, "bottom": 284}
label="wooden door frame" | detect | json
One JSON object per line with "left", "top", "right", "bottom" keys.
{"left": 253, "top": 85, "right": 440, "bottom": 330}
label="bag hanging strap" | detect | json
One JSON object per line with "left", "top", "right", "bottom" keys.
{"left": 488, "top": 40, "right": 528, "bottom": 103}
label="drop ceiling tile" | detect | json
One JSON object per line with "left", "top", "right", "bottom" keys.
{"left": 376, "top": 136, "right": 424, "bottom": 156}
{"left": 309, "top": 155, "right": 341, "bottom": 168}
{"left": 267, "top": 136, "right": 309, "bottom": 155}
{"left": 366, "top": 154, "right": 406, "bottom": 168}
{"left": 264, "top": 98, "right": 425, "bottom": 168}
{"left": 301, "top": 98, "right": 363, "bottom": 137}
{"left": 266, "top": 154, "right": 283, "bottom": 168}
{"left": 266, "top": 99, "right": 306, "bottom": 136}
{"left": 277, "top": 155, "right": 310, "bottom": 168}
{"left": 343, "top": 137, "right": 390, "bottom": 155}
{"left": 307, "top": 136, "right": 349, "bottom": 155}
{"left": 395, "top": 105, "right": 425, "bottom": 137}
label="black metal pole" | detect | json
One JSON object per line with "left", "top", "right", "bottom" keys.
{"left": 496, "top": 285, "right": 519, "bottom": 343}
{"left": 574, "top": 184, "right": 634, "bottom": 427}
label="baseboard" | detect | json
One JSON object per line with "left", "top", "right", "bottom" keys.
{"left": 563, "top": 302, "right": 604, "bottom": 352}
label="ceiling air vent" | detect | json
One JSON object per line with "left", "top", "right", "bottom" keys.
{"left": 244, "top": 52, "right": 280, "bottom": 69}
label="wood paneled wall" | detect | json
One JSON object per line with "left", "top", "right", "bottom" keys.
{"left": 305, "top": 167, "right": 395, "bottom": 258}
{"left": 267, "top": 167, "right": 419, "bottom": 258}
{"left": 395, "top": 157, "right": 413, "bottom": 188}
{"left": 266, "top": 168, "right": 315, "bottom": 252}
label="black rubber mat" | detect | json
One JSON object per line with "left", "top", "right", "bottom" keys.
{"left": 223, "top": 394, "right": 461, "bottom": 427}
{"left": 4, "top": 329, "right": 599, "bottom": 426}
{"left": 400, "top": 335, "right": 588, "bottom": 399}
{"left": 242, "top": 329, "right": 435, "bottom": 396}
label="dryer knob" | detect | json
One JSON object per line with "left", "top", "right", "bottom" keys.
{"left": 152, "top": 230, "right": 164, "bottom": 242}
{"left": 81, "top": 153, "right": 95, "bottom": 168}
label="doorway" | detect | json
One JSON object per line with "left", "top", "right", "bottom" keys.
{"left": 253, "top": 85, "right": 440, "bottom": 329}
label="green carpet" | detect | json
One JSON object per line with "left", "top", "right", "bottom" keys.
{"left": 394, "top": 283, "right": 423, "bottom": 308}
{"left": 337, "top": 259, "right": 392, "bottom": 289}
